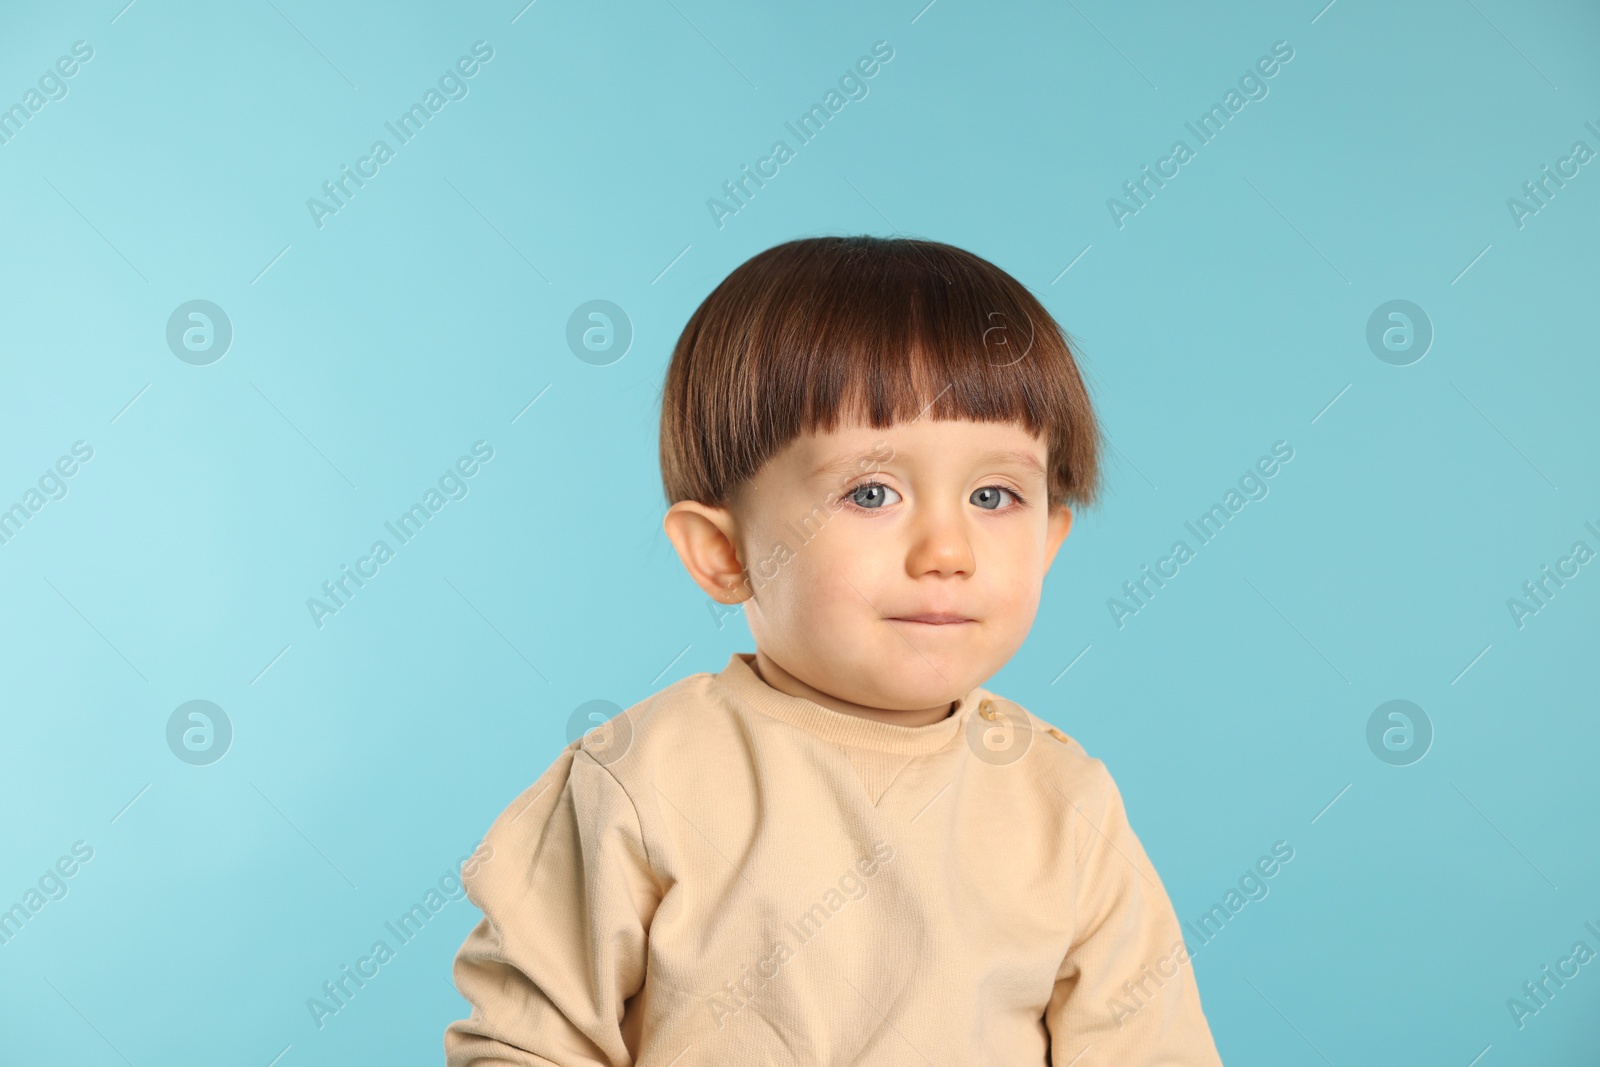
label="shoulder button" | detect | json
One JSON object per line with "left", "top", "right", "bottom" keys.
{"left": 1047, "top": 726, "right": 1070, "bottom": 743}
{"left": 978, "top": 698, "right": 997, "bottom": 720}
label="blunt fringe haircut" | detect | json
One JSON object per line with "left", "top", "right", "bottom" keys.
{"left": 659, "top": 235, "right": 1102, "bottom": 512}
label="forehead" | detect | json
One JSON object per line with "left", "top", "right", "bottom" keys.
{"left": 794, "top": 418, "right": 1047, "bottom": 479}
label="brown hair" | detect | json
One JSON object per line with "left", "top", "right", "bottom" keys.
{"left": 659, "top": 235, "right": 1102, "bottom": 511}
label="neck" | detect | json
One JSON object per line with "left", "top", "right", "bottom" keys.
{"left": 751, "top": 650, "right": 956, "bottom": 727}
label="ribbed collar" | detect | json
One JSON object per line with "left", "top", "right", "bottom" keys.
{"left": 711, "top": 652, "right": 985, "bottom": 755}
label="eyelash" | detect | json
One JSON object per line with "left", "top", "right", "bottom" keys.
{"left": 842, "top": 480, "right": 1030, "bottom": 513}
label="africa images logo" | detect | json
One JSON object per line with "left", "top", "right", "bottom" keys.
{"left": 306, "top": 42, "right": 495, "bottom": 230}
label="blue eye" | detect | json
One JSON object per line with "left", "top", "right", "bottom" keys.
{"left": 971, "top": 486, "right": 1024, "bottom": 510}
{"left": 850, "top": 482, "right": 900, "bottom": 509}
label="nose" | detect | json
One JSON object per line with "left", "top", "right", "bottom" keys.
{"left": 904, "top": 502, "right": 975, "bottom": 578}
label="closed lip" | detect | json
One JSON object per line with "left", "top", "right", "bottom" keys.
{"left": 888, "top": 613, "right": 974, "bottom": 624}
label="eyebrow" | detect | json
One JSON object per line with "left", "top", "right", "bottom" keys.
{"left": 980, "top": 449, "right": 1047, "bottom": 477}
{"left": 812, "top": 447, "right": 1045, "bottom": 479}
{"left": 810, "top": 452, "right": 881, "bottom": 479}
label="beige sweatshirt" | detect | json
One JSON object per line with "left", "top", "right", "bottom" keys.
{"left": 444, "top": 652, "right": 1223, "bottom": 1066}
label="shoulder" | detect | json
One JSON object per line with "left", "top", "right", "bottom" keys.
{"left": 570, "top": 669, "right": 746, "bottom": 788}
{"left": 973, "top": 688, "right": 1118, "bottom": 811}
{"left": 476, "top": 671, "right": 729, "bottom": 833}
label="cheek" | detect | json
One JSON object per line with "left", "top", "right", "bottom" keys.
{"left": 791, "top": 534, "right": 873, "bottom": 612}
{"left": 806, "top": 532, "right": 901, "bottom": 628}
{"left": 986, "top": 530, "right": 1048, "bottom": 604}
{"left": 992, "top": 574, "right": 1040, "bottom": 616}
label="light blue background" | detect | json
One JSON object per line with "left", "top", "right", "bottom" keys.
{"left": 2, "top": 0, "right": 1597, "bottom": 1064}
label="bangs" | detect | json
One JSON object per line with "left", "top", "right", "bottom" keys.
{"left": 660, "top": 235, "right": 1101, "bottom": 510}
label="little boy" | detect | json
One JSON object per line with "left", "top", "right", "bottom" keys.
{"left": 444, "top": 236, "right": 1224, "bottom": 1064}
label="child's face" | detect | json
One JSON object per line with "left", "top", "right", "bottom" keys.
{"left": 666, "top": 417, "right": 1074, "bottom": 716}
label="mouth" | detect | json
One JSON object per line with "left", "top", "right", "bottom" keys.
{"left": 888, "top": 613, "right": 975, "bottom": 626}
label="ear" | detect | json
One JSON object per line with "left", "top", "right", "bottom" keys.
{"left": 662, "top": 500, "right": 752, "bottom": 602}
{"left": 1042, "top": 504, "right": 1074, "bottom": 573}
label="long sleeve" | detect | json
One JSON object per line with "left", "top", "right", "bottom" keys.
{"left": 1046, "top": 759, "right": 1223, "bottom": 1065}
{"left": 445, "top": 744, "right": 661, "bottom": 1067}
